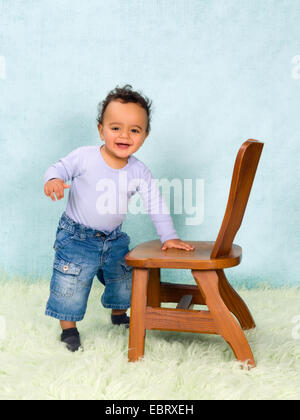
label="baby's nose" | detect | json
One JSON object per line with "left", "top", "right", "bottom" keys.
{"left": 120, "top": 130, "right": 130, "bottom": 138}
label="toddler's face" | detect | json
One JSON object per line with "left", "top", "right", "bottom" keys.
{"left": 98, "top": 100, "right": 149, "bottom": 160}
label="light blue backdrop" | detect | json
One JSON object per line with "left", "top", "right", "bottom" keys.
{"left": 0, "top": 0, "right": 299, "bottom": 287}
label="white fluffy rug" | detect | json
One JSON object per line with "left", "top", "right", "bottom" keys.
{"left": 0, "top": 276, "right": 300, "bottom": 400}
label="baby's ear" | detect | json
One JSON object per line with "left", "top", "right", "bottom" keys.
{"left": 98, "top": 124, "right": 103, "bottom": 137}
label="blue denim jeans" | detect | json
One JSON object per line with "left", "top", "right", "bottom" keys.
{"left": 45, "top": 212, "right": 133, "bottom": 322}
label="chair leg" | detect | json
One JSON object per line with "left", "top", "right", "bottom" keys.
{"left": 217, "top": 270, "right": 256, "bottom": 330}
{"left": 192, "top": 270, "right": 256, "bottom": 368}
{"left": 147, "top": 268, "right": 161, "bottom": 307}
{"left": 128, "top": 268, "right": 149, "bottom": 362}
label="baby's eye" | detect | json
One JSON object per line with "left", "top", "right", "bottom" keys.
{"left": 111, "top": 127, "right": 139, "bottom": 133}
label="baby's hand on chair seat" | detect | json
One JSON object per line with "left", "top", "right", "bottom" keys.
{"left": 161, "top": 239, "right": 195, "bottom": 251}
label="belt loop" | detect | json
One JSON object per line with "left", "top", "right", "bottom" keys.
{"left": 79, "top": 225, "right": 86, "bottom": 240}
{"left": 115, "top": 226, "right": 118, "bottom": 238}
{"left": 117, "top": 225, "right": 122, "bottom": 237}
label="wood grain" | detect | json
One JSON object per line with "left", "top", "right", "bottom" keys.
{"left": 126, "top": 240, "right": 242, "bottom": 269}
{"left": 127, "top": 140, "right": 263, "bottom": 368}
{"left": 145, "top": 306, "right": 217, "bottom": 334}
{"left": 211, "top": 140, "right": 264, "bottom": 258}
{"left": 192, "top": 270, "right": 256, "bottom": 368}
{"left": 128, "top": 268, "right": 149, "bottom": 362}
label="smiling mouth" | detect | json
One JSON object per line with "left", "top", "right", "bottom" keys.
{"left": 116, "top": 143, "right": 131, "bottom": 149}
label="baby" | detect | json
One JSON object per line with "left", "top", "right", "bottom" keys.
{"left": 43, "top": 84, "right": 194, "bottom": 352}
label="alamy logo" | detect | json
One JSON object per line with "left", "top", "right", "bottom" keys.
{"left": 0, "top": 316, "right": 6, "bottom": 340}
{"left": 291, "top": 55, "right": 300, "bottom": 80}
{"left": 291, "top": 315, "right": 300, "bottom": 340}
{"left": 95, "top": 173, "right": 204, "bottom": 226}
{"left": 0, "top": 56, "right": 6, "bottom": 80}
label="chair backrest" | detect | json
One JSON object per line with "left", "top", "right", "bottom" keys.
{"left": 210, "top": 139, "right": 264, "bottom": 259}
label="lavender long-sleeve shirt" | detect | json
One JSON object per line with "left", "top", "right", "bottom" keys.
{"left": 43, "top": 145, "right": 179, "bottom": 244}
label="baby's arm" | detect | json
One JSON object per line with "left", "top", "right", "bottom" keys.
{"left": 138, "top": 167, "right": 195, "bottom": 251}
{"left": 43, "top": 147, "right": 81, "bottom": 201}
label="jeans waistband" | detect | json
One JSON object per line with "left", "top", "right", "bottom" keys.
{"left": 59, "top": 211, "right": 122, "bottom": 239}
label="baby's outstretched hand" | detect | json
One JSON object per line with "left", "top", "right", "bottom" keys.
{"left": 161, "top": 239, "right": 195, "bottom": 251}
{"left": 44, "top": 178, "right": 70, "bottom": 201}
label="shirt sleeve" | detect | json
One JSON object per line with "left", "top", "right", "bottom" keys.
{"left": 137, "top": 166, "right": 179, "bottom": 244}
{"left": 43, "top": 148, "right": 82, "bottom": 184}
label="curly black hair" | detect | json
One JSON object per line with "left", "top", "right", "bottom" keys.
{"left": 96, "top": 84, "right": 153, "bottom": 133}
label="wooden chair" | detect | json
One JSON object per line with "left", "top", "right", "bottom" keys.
{"left": 125, "top": 139, "right": 264, "bottom": 368}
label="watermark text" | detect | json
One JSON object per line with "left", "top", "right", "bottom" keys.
{"left": 0, "top": 316, "right": 6, "bottom": 340}
{"left": 291, "top": 55, "right": 300, "bottom": 80}
{"left": 95, "top": 173, "right": 204, "bottom": 226}
{"left": 0, "top": 56, "right": 6, "bottom": 80}
{"left": 291, "top": 315, "right": 300, "bottom": 340}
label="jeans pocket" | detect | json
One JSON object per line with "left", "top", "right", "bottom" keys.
{"left": 120, "top": 262, "right": 133, "bottom": 277}
{"left": 118, "top": 232, "right": 131, "bottom": 246}
{"left": 51, "top": 255, "right": 82, "bottom": 298}
{"left": 53, "top": 228, "right": 74, "bottom": 251}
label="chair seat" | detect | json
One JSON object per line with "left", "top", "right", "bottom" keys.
{"left": 125, "top": 240, "right": 242, "bottom": 270}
